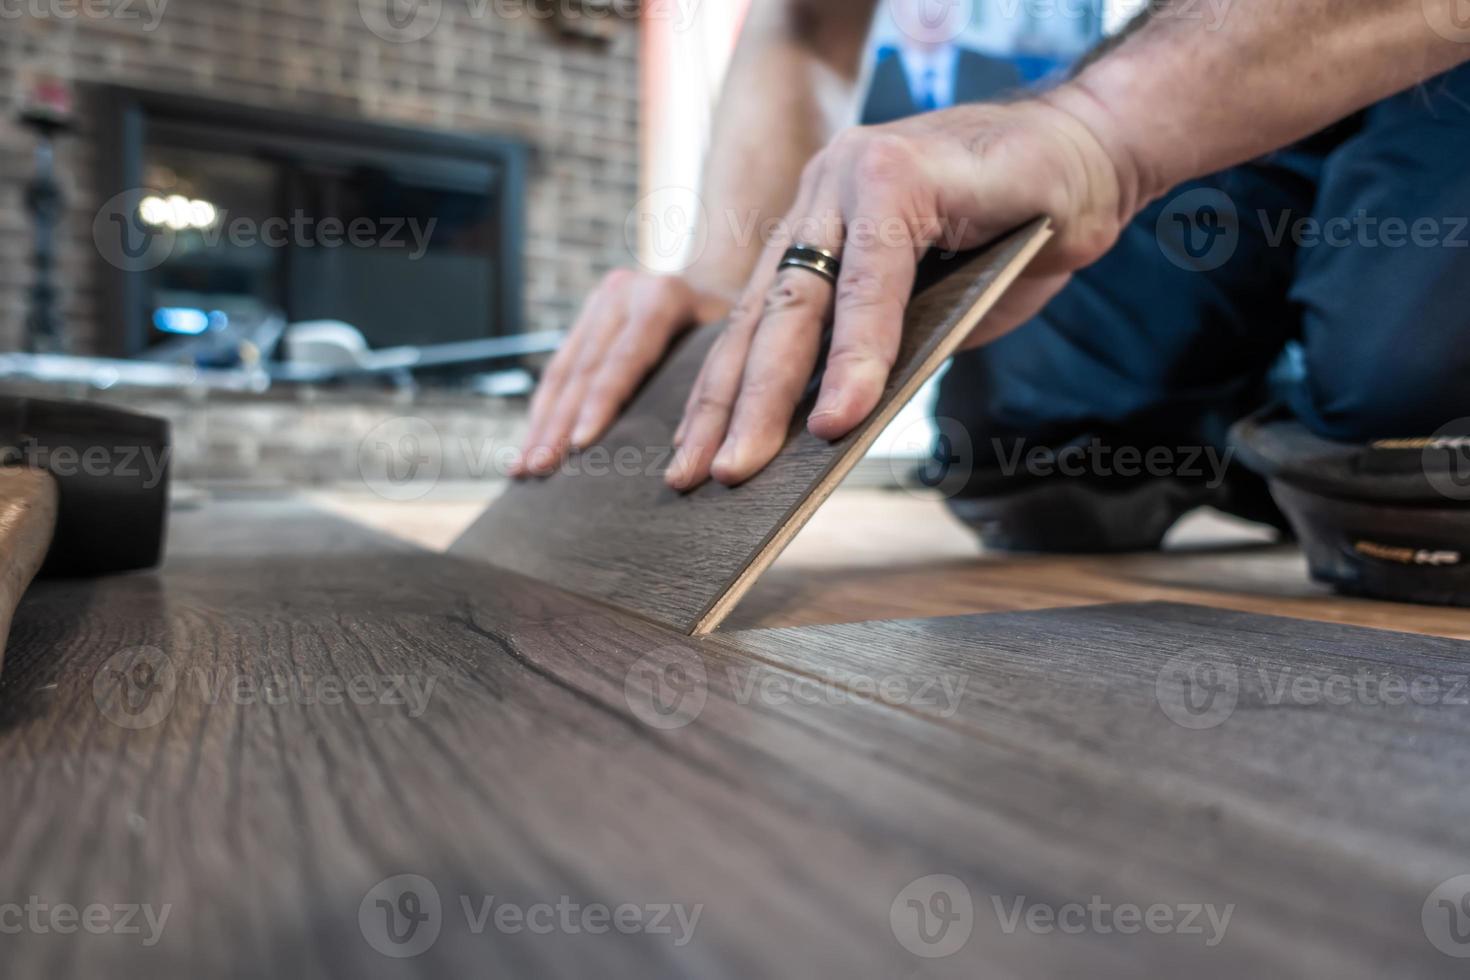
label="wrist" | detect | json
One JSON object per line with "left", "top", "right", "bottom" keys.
{"left": 1041, "top": 67, "right": 1160, "bottom": 222}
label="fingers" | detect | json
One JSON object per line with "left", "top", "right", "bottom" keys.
{"left": 666, "top": 213, "right": 801, "bottom": 489}
{"left": 709, "top": 212, "right": 842, "bottom": 484}
{"left": 511, "top": 330, "right": 583, "bottom": 477}
{"left": 570, "top": 277, "right": 696, "bottom": 450}
{"left": 516, "top": 273, "right": 633, "bottom": 477}
{"left": 806, "top": 195, "right": 913, "bottom": 442}
{"left": 665, "top": 322, "right": 757, "bottom": 490}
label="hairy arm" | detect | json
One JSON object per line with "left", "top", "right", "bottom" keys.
{"left": 1054, "top": 0, "right": 1470, "bottom": 219}
{"left": 662, "top": 0, "right": 1470, "bottom": 489}
{"left": 685, "top": 0, "right": 879, "bottom": 298}
{"left": 514, "top": 0, "right": 878, "bottom": 473}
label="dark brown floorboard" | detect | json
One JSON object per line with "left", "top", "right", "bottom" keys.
{"left": 2, "top": 500, "right": 1468, "bottom": 977}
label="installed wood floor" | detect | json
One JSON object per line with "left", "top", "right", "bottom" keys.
{"left": 2, "top": 496, "right": 1469, "bottom": 977}
{"left": 322, "top": 485, "right": 1470, "bottom": 641}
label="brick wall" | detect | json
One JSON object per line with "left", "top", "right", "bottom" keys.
{"left": 0, "top": 0, "right": 641, "bottom": 354}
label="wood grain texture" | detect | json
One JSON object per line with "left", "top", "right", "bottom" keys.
{"left": 0, "top": 467, "right": 56, "bottom": 669}
{"left": 452, "top": 220, "right": 1052, "bottom": 635}
{"left": 4, "top": 498, "right": 1470, "bottom": 978}
{"left": 722, "top": 489, "right": 1470, "bottom": 639}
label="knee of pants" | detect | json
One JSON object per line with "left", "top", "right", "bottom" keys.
{"left": 1295, "top": 320, "right": 1470, "bottom": 443}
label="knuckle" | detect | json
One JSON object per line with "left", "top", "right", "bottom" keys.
{"left": 764, "top": 273, "right": 823, "bottom": 315}
{"left": 829, "top": 126, "right": 867, "bottom": 154}
{"left": 601, "top": 267, "right": 637, "bottom": 291}
{"left": 729, "top": 291, "right": 764, "bottom": 327}
{"left": 691, "top": 392, "right": 732, "bottom": 417}
{"left": 738, "top": 372, "right": 790, "bottom": 403}
{"left": 798, "top": 154, "right": 827, "bottom": 190}
{"left": 835, "top": 266, "right": 891, "bottom": 309}
{"left": 639, "top": 277, "right": 695, "bottom": 326}
{"left": 584, "top": 371, "right": 624, "bottom": 402}
{"left": 850, "top": 134, "right": 914, "bottom": 186}
{"left": 542, "top": 352, "right": 573, "bottom": 383}
{"left": 827, "top": 342, "right": 895, "bottom": 374}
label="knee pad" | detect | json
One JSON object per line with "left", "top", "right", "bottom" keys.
{"left": 1230, "top": 408, "right": 1470, "bottom": 607}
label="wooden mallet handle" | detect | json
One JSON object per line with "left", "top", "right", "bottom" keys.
{"left": 0, "top": 467, "right": 58, "bottom": 668}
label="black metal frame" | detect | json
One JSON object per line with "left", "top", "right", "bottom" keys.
{"left": 95, "top": 84, "right": 529, "bottom": 358}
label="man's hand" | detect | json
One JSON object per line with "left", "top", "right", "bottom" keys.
{"left": 512, "top": 271, "right": 734, "bottom": 477}
{"left": 664, "top": 93, "right": 1135, "bottom": 490}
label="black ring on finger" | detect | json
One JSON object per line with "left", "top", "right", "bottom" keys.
{"left": 777, "top": 243, "right": 842, "bottom": 286}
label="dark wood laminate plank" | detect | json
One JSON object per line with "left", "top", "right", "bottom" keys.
{"left": 721, "top": 602, "right": 1470, "bottom": 976}
{"left": 3, "top": 501, "right": 1469, "bottom": 978}
{"left": 452, "top": 220, "right": 1051, "bottom": 635}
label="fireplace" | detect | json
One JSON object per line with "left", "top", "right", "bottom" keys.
{"left": 99, "top": 86, "right": 528, "bottom": 362}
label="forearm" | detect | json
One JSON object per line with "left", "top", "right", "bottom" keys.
{"left": 685, "top": 0, "right": 876, "bottom": 298}
{"left": 1051, "top": 0, "right": 1470, "bottom": 215}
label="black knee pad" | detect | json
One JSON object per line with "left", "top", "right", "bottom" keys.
{"left": 1230, "top": 408, "right": 1470, "bottom": 607}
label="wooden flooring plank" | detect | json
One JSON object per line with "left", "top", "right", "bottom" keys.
{"left": 451, "top": 220, "right": 1051, "bottom": 635}
{"left": 3, "top": 501, "right": 1468, "bottom": 977}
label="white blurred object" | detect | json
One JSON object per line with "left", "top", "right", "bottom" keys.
{"left": 282, "top": 320, "right": 373, "bottom": 370}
